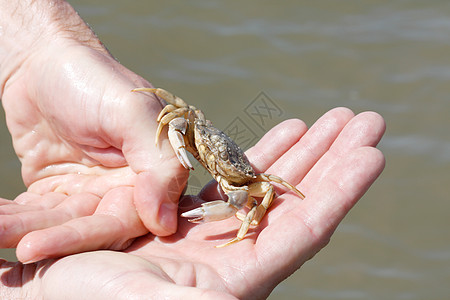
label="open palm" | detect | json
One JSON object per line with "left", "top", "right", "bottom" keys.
{"left": 6, "top": 109, "right": 385, "bottom": 299}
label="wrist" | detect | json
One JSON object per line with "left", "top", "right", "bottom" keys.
{"left": 0, "top": 0, "right": 107, "bottom": 96}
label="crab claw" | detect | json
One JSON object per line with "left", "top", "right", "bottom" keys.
{"left": 181, "top": 200, "right": 238, "bottom": 223}
{"left": 168, "top": 118, "right": 193, "bottom": 170}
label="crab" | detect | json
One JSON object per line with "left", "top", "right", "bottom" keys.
{"left": 132, "top": 87, "right": 305, "bottom": 247}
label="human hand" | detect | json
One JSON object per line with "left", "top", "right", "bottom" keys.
{"left": 0, "top": 108, "right": 385, "bottom": 299}
{"left": 0, "top": 2, "right": 187, "bottom": 263}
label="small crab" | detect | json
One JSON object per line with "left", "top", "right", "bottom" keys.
{"left": 132, "top": 87, "right": 305, "bottom": 247}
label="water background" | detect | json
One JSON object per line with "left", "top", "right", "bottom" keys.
{"left": 1, "top": 1, "right": 449, "bottom": 298}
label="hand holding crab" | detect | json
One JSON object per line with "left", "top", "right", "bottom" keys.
{"left": 0, "top": 104, "right": 386, "bottom": 299}
{"left": 0, "top": 1, "right": 387, "bottom": 298}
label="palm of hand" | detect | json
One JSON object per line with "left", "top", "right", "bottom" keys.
{"left": 26, "top": 109, "right": 384, "bottom": 299}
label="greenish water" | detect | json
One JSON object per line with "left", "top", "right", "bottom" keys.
{"left": 1, "top": 1, "right": 449, "bottom": 298}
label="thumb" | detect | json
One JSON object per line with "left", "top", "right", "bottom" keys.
{"left": 134, "top": 165, "right": 188, "bottom": 236}
{"left": 120, "top": 90, "right": 188, "bottom": 235}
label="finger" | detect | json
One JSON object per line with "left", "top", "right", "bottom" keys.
{"left": 296, "top": 112, "right": 386, "bottom": 235}
{"left": 134, "top": 167, "right": 188, "bottom": 236}
{"left": 306, "top": 147, "right": 385, "bottom": 242}
{"left": 263, "top": 111, "right": 386, "bottom": 221}
{"left": 118, "top": 91, "right": 189, "bottom": 236}
{"left": 27, "top": 169, "right": 136, "bottom": 196}
{"left": 0, "top": 192, "right": 66, "bottom": 215}
{"left": 246, "top": 118, "right": 307, "bottom": 172}
{"left": 119, "top": 90, "right": 165, "bottom": 173}
{"left": 265, "top": 107, "right": 355, "bottom": 185}
{"left": 329, "top": 111, "right": 386, "bottom": 154}
{"left": 0, "top": 193, "right": 99, "bottom": 248}
{"left": 0, "top": 202, "right": 41, "bottom": 215}
{"left": 256, "top": 146, "right": 385, "bottom": 278}
{"left": 16, "top": 187, "right": 147, "bottom": 263}
{"left": 14, "top": 192, "right": 67, "bottom": 208}
{"left": 301, "top": 111, "right": 386, "bottom": 190}
{"left": 0, "top": 198, "right": 13, "bottom": 204}
{"left": 252, "top": 111, "right": 385, "bottom": 280}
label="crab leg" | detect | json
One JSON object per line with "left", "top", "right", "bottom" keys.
{"left": 234, "top": 181, "right": 274, "bottom": 225}
{"left": 235, "top": 182, "right": 273, "bottom": 221}
{"left": 216, "top": 198, "right": 258, "bottom": 248}
{"left": 167, "top": 118, "right": 193, "bottom": 170}
{"left": 157, "top": 104, "right": 177, "bottom": 122}
{"left": 181, "top": 190, "right": 248, "bottom": 222}
{"left": 181, "top": 200, "right": 239, "bottom": 222}
{"left": 156, "top": 107, "right": 190, "bottom": 145}
{"left": 256, "top": 173, "right": 305, "bottom": 199}
{"left": 132, "top": 87, "right": 190, "bottom": 108}
{"left": 236, "top": 174, "right": 304, "bottom": 225}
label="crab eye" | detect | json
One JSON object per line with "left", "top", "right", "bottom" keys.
{"left": 219, "top": 150, "right": 228, "bottom": 160}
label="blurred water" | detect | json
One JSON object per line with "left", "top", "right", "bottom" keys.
{"left": 1, "top": 0, "right": 449, "bottom": 298}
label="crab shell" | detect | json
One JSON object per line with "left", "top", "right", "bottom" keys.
{"left": 193, "top": 118, "right": 255, "bottom": 186}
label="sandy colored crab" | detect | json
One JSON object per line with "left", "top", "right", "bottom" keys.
{"left": 132, "top": 87, "right": 305, "bottom": 247}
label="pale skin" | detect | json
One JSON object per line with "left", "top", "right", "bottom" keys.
{"left": 0, "top": 0, "right": 386, "bottom": 299}
{"left": 0, "top": 0, "right": 188, "bottom": 264}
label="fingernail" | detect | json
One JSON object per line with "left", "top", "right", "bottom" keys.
{"left": 17, "top": 241, "right": 41, "bottom": 264}
{"left": 20, "top": 257, "right": 40, "bottom": 264}
{"left": 158, "top": 202, "right": 177, "bottom": 234}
